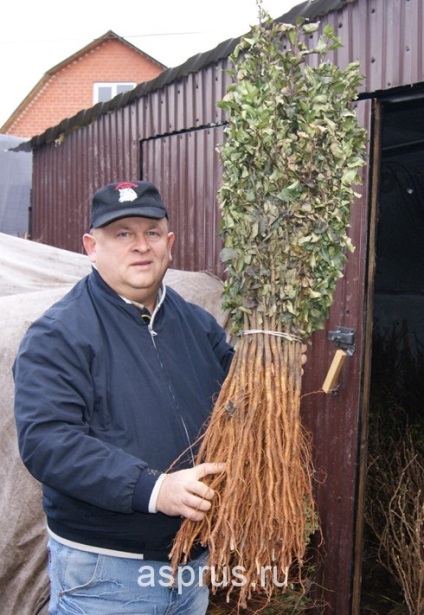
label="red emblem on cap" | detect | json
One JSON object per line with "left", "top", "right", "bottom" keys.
{"left": 115, "top": 182, "right": 138, "bottom": 191}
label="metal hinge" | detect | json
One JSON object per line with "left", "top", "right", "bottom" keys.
{"left": 327, "top": 326, "right": 356, "bottom": 356}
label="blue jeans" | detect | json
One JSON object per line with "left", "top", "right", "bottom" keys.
{"left": 47, "top": 536, "right": 210, "bottom": 615}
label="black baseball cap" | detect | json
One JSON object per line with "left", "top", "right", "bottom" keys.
{"left": 90, "top": 180, "right": 168, "bottom": 228}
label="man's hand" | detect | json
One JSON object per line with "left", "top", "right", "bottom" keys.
{"left": 156, "top": 462, "right": 225, "bottom": 521}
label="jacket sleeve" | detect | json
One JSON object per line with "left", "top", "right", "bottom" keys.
{"left": 203, "top": 309, "right": 235, "bottom": 376}
{"left": 13, "top": 316, "right": 159, "bottom": 514}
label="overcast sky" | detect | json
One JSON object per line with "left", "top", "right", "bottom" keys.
{"left": 0, "top": 0, "right": 300, "bottom": 129}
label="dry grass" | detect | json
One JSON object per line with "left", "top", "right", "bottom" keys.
{"left": 363, "top": 323, "right": 424, "bottom": 614}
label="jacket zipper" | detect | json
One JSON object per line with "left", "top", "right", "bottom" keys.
{"left": 147, "top": 307, "right": 195, "bottom": 467}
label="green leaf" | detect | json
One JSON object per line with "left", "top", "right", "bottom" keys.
{"left": 217, "top": 12, "right": 367, "bottom": 338}
{"left": 220, "top": 247, "right": 237, "bottom": 263}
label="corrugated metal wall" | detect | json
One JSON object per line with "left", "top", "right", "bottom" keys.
{"left": 31, "top": 61, "right": 229, "bottom": 253}
{"left": 32, "top": 102, "right": 143, "bottom": 249}
{"left": 31, "top": 0, "right": 424, "bottom": 254}
{"left": 142, "top": 126, "right": 225, "bottom": 273}
{"left": 293, "top": 0, "right": 424, "bottom": 94}
{"left": 27, "top": 1, "right": 424, "bottom": 613}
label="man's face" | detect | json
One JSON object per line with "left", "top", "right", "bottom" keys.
{"left": 83, "top": 216, "right": 174, "bottom": 310}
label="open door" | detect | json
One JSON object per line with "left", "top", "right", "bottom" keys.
{"left": 358, "top": 93, "right": 424, "bottom": 613}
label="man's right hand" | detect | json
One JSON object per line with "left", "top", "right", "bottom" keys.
{"left": 156, "top": 463, "right": 225, "bottom": 521}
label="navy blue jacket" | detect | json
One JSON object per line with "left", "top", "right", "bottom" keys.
{"left": 13, "top": 269, "right": 234, "bottom": 559}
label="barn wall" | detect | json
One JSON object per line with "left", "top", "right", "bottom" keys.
{"left": 301, "top": 98, "right": 372, "bottom": 613}
{"left": 287, "top": 0, "right": 424, "bottom": 93}
{"left": 31, "top": 61, "right": 229, "bottom": 254}
{"left": 30, "top": 0, "right": 424, "bottom": 255}
{"left": 142, "top": 126, "right": 225, "bottom": 274}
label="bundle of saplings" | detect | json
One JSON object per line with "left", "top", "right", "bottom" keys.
{"left": 171, "top": 7, "right": 367, "bottom": 609}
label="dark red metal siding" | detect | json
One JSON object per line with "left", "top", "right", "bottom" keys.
{"left": 32, "top": 104, "right": 142, "bottom": 252}
{"left": 302, "top": 0, "right": 424, "bottom": 94}
{"left": 30, "top": 0, "right": 424, "bottom": 254}
{"left": 142, "top": 126, "right": 225, "bottom": 274}
{"left": 365, "top": 0, "right": 424, "bottom": 91}
{"left": 31, "top": 60, "right": 229, "bottom": 253}
{"left": 140, "top": 63, "right": 228, "bottom": 139}
{"left": 301, "top": 98, "right": 372, "bottom": 614}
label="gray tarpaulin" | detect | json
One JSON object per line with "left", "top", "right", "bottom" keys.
{"left": 0, "top": 136, "right": 32, "bottom": 237}
{"left": 0, "top": 233, "right": 228, "bottom": 615}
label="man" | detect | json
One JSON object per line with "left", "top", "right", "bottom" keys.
{"left": 13, "top": 180, "right": 233, "bottom": 615}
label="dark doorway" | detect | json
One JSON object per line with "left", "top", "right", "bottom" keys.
{"left": 360, "top": 96, "right": 424, "bottom": 613}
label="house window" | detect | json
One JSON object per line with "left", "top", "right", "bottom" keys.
{"left": 94, "top": 82, "right": 136, "bottom": 103}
